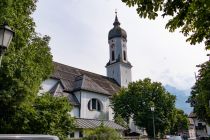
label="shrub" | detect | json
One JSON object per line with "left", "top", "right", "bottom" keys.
{"left": 83, "top": 124, "right": 121, "bottom": 140}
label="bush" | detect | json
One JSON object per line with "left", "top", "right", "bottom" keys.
{"left": 83, "top": 125, "right": 121, "bottom": 140}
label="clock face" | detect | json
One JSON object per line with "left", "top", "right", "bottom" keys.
{"left": 111, "top": 44, "right": 115, "bottom": 49}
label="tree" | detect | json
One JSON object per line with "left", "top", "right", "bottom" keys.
{"left": 0, "top": 0, "right": 75, "bottom": 139}
{"left": 188, "top": 60, "right": 210, "bottom": 124}
{"left": 112, "top": 78, "right": 176, "bottom": 137}
{"left": 11, "top": 94, "right": 75, "bottom": 140}
{"left": 121, "top": 0, "right": 210, "bottom": 50}
{"left": 114, "top": 114, "right": 129, "bottom": 129}
{"left": 83, "top": 124, "right": 121, "bottom": 140}
{"left": 169, "top": 109, "right": 189, "bottom": 135}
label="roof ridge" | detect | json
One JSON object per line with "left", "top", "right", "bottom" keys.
{"left": 54, "top": 61, "right": 108, "bottom": 78}
{"left": 54, "top": 62, "right": 118, "bottom": 84}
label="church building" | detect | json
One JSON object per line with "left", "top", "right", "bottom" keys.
{"left": 40, "top": 13, "right": 133, "bottom": 139}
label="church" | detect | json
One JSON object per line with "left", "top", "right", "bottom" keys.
{"left": 40, "top": 13, "right": 135, "bottom": 139}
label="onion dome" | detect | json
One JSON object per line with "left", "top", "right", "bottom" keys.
{"left": 108, "top": 14, "right": 127, "bottom": 40}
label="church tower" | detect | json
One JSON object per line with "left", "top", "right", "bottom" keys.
{"left": 106, "top": 13, "right": 132, "bottom": 87}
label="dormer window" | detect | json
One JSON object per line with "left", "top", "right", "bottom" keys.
{"left": 88, "top": 98, "right": 102, "bottom": 111}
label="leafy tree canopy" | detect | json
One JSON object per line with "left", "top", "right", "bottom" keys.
{"left": 4, "top": 94, "right": 75, "bottom": 140}
{"left": 0, "top": 0, "right": 52, "bottom": 106}
{"left": 169, "top": 109, "right": 189, "bottom": 135}
{"left": 121, "top": 0, "right": 210, "bottom": 50}
{"left": 112, "top": 78, "right": 176, "bottom": 137}
{"left": 0, "top": 0, "right": 75, "bottom": 139}
{"left": 188, "top": 60, "right": 210, "bottom": 124}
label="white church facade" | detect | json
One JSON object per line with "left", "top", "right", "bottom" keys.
{"left": 40, "top": 14, "right": 134, "bottom": 139}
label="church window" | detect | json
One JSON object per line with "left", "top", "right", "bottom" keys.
{"left": 123, "top": 50, "right": 126, "bottom": 61}
{"left": 112, "top": 51, "right": 115, "bottom": 61}
{"left": 79, "top": 131, "right": 83, "bottom": 137}
{"left": 70, "top": 132, "right": 74, "bottom": 138}
{"left": 88, "top": 98, "right": 102, "bottom": 111}
{"left": 92, "top": 98, "right": 96, "bottom": 109}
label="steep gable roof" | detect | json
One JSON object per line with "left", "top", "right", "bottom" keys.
{"left": 48, "top": 81, "right": 80, "bottom": 106}
{"left": 51, "top": 62, "right": 120, "bottom": 96}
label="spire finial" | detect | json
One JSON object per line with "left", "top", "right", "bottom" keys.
{"left": 113, "top": 9, "right": 120, "bottom": 26}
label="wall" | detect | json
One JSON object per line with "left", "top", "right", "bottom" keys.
{"left": 79, "top": 90, "right": 111, "bottom": 120}
{"left": 70, "top": 107, "right": 80, "bottom": 118}
{"left": 120, "top": 64, "right": 132, "bottom": 87}
{"left": 107, "top": 63, "right": 121, "bottom": 85}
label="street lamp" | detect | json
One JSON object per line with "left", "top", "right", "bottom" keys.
{"left": 0, "top": 22, "right": 15, "bottom": 66}
{"left": 151, "top": 106, "right": 155, "bottom": 139}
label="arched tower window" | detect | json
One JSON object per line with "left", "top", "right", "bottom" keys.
{"left": 111, "top": 44, "right": 115, "bottom": 61}
{"left": 112, "top": 51, "right": 115, "bottom": 61}
{"left": 88, "top": 98, "right": 102, "bottom": 111}
{"left": 123, "top": 50, "right": 126, "bottom": 61}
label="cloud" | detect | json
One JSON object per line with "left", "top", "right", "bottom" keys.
{"left": 157, "top": 69, "right": 195, "bottom": 91}
{"left": 33, "top": 0, "right": 208, "bottom": 92}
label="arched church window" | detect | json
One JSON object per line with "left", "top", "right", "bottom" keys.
{"left": 112, "top": 51, "right": 115, "bottom": 61}
{"left": 123, "top": 50, "right": 126, "bottom": 61}
{"left": 88, "top": 98, "right": 102, "bottom": 111}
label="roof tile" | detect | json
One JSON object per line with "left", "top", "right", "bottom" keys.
{"left": 75, "top": 118, "right": 126, "bottom": 130}
{"left": 52, "top": 62, "right": 120, "bottom": 96}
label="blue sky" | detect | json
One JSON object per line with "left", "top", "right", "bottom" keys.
{"left": 32, "top": 0, "right": 208, "bottom": 92}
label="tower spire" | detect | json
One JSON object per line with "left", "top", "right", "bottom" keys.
{"left": 113, "top": 9, "right": 120, "bottom": 26}
{"left": 107, "top": 12, "right": 132, "bottom": 87}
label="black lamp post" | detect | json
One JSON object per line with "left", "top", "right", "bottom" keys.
{"left": 151, "top": 106, "right": 155, "bottom": 139}
{"left": 0, "top": 22, "right": 14, "bottom": 66}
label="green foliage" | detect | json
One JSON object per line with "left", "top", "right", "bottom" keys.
{"left": 4, "top": 94, "right": 75, "bottom": 140}
{"left": 114, "top": 114, "right": 129, "bottom": 129}
{"left": 0, "top": 0, "right": 53, "bottom": 131}
{"left": 32, "top": 94, "right": 75, "bottom": 140}
{"left": 112, "top": 78, "right": 176, "bottom": 137}
{"left": 188, "top": 61, "right": 210, "bottom": 124}
{"left": 0, "top": 0, "right": 75, "bottom": 139}
{"left": 83, "top": 124, "right": 121, "bottom": 140}
{"left": 170, "top": 109, "right": 189, "bottom": 135}
{"left": 0, "top": 85, "right": 76, "bottom": 140}
{"left": 121, "top": 0, "right": 210, "bottom": 50}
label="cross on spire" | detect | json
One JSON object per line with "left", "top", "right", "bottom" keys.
{"left": 113, "top": 9, "right": 120, "bottom": 26}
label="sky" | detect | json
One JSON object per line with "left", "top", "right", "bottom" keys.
{"left": 32, "top": 0, "right": 208, "bottom": 93}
